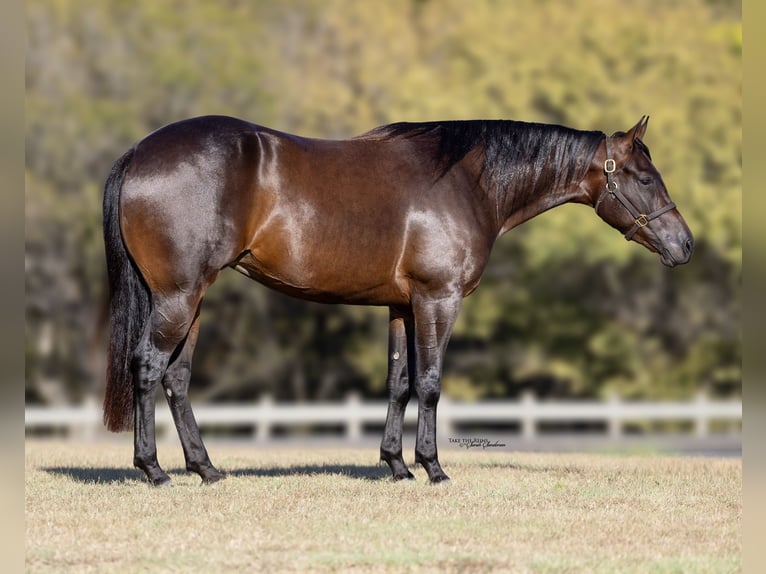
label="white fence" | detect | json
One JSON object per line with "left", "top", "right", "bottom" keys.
{"left": 25, "top": 391, "right": 741, "bottom": 442}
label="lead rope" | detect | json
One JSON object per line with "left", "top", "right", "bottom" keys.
{"left": 598, "top": 137, "right": 677, "bottom": 241}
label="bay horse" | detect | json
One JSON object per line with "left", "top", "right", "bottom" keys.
{"left": 102, "top": 115, "right": 693, "bottom": 485}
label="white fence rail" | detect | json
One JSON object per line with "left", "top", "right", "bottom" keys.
{"left": 26, "top": 391, "right": 741, "bottom": 442}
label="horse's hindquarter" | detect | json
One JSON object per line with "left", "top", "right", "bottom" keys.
{"left": 119, "top": 117, "right": 262, "bottom": 294}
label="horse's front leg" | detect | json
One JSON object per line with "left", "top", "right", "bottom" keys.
{"left": 380, "top": 308, "right": 415, "bottom": 480}
{"left": 411, "top": 293, "right": 462, "bottom": 483}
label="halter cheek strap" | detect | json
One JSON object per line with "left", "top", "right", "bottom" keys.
{"left": 596, "top": 138, "right": 676, "bottom": 241}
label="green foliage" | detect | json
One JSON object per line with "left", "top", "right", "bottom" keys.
{"left": 25, "top": 0, "right": 740, "bottom": 403}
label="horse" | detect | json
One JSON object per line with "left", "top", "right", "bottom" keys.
{"left": 102, "top": 115, "right": 693, "bottom": 485}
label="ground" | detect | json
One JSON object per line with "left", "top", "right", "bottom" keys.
{"left": 25, "top": 440, "right": 741, "bottom": 573}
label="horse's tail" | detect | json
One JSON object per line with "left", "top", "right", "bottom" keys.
{"left": 102, "top": 147, "right": 149, "bottom": 432}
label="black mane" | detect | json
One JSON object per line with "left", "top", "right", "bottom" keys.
{"left": 366, "top": 120, "right": 604, "bottom": 202}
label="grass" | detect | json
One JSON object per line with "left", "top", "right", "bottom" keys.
{"left": 26, "top": 440, "right": 741, "bottom": 573}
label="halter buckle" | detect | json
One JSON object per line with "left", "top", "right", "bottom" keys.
{"left": 634, "top": 214, "right": 649, "bottom": 227}
{"left": 604, "top": 159, "right": 616, "bottom": 173}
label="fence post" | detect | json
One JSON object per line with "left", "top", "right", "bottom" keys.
{"left": 69, "top": 397, "right": 98, "bottom": 442}
{"left": 607, "top": 392, "right": 621, "bottom": 439}
{"left": 521, "top": 391, "right": 536, "bottom": 439}
{"left": 694, "top": 390, "right": 709, "bottom": 437}
{"left": 437, "top": 394, "right": 454, "bottom": 438}
{"left": 255, "top": 394, "right": 274, "bottom": 442}
{"left": 346, "top": 392, "right": 362, "bottom": 441}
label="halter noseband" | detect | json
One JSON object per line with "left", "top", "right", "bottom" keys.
{"left": 595, "top": 137, "right": 676, "bottom": 241}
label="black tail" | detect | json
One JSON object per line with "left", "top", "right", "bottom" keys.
{"left": 102, "top": 147, "right": 150, "bottom": 432}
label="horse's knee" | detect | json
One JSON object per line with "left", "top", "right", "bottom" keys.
{"left": 417, "top": 368, "right": 441, "bottom": 408}
{"left": 388, "top": 374, "right": 410, "bottom": 406}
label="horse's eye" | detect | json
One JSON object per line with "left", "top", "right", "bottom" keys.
{"left": 639, "top": 177, "right": 653, "bottom": 186}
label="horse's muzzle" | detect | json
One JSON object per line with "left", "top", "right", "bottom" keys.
{"left": 660, "top": 231, "right": 694, "bottom": 267}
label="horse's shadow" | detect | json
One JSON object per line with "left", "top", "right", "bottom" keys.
{"left": 227, "top": 464, "right": 391, "bottom": 480}
{"left": 42, "top": 466, "right": 144, "bottom": 484}
{"left": 42, "top": 463, "right": 393, "bottom": 485}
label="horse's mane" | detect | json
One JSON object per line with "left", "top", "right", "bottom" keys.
{"left": 364, "top": 120, "right": 604, "bottom": 202}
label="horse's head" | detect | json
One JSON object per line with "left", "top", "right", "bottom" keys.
{"left": 590, "top": 116, "right": 693, "bottom": 267}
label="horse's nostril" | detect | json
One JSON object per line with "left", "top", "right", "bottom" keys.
{"left": 683, "top": 238, "right": 694, "bottom": 257}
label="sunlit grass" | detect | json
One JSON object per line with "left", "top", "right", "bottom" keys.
{"left": 26, "top": 441, "right": 740, "bottom": 573}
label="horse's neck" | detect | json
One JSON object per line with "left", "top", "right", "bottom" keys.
{"left": 468, "top": 124, "right": 604, "bottom": 238}
{"left": 493, "top": 178, "right": 591, "bottom": 237}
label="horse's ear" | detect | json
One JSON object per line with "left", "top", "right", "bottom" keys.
{"left": 609, "top": 116, "right": 649, "bottom": 160}
{"left": 627, "top": 115, "right": 649, "bottom": 141}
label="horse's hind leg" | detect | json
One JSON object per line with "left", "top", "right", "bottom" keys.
{"left": 161, "top": 307, "right": 225, "bottom": 485}
{"left": 132, "top": 292, "right": 202, "bottom": 486}
{"left": 380, "top": 308, "right": 415, "bottom": 480}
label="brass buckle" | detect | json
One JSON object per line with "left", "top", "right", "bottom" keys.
{"left": 635, "top": 214, "right": 649, "bottom": 227}
{"left": 604, "top": 159, "right": 616, "bottom": 173}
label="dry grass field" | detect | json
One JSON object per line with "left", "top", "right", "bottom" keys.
{"left": 26, "top": 440, "right": 740, "bottom": 573}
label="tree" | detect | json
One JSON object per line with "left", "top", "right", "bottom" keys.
{"left": 25, "top": 0, "right": 741, "bottom": 405}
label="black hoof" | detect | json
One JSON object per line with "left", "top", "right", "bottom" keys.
{"left": 136, "top": 460, "right": 171, "bottom": 487}
{"left": 381, "top": 454, "right": 414, "bottom": 481}
{"left": 392, "top": 470, "right": 416, "bottom": 481}
{"left": 201, "top": 471, "right": 226, "bottom": 485}
{"left": 149, "top": 474, "right": 173, "bottom": 487}
{"left": 416, "top": 456, "right": 449, "bottom": 484}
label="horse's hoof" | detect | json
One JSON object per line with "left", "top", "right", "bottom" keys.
{"left": 429, "top": 475, "right": 451, "bottom": 485}
{"left": 201, "top": 472, "right": 226, "bottom": 485}
{"left": 392, "top": 470, "right": 415, "bottom": 481}
{"left": 149, "top": 475, "right": 173, "bottom": 487}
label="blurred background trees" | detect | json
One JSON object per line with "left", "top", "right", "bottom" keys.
{"left": 25, "top": 0, "right": 741, "bottom": 406}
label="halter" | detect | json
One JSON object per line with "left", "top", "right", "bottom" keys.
{"left": 595, "top": 137, "right": 676, "bottom": 241}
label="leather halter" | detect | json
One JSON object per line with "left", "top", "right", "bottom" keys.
{"left": 595, "top": 137, "right": 676, "bottom": 241}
